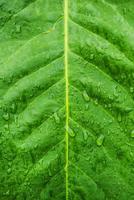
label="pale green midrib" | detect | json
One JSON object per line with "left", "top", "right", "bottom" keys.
{"left": 64, "top": 0, "right": 69, "bottom": 199}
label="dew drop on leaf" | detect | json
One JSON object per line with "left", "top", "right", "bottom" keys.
{"left": 108, "top": 103, "right": 112, "bottom": 108}
{"left": 16, "top": 25, "right": 21, "bottom": 33}
{"left": 117, "top": 113, "right": 122, "bottom": 122}
{"left": 89, "top": 54, "right": 94, "bottom": 60}
{"left": 54, "top": 112, "right": 60, "bottom": 124}
{"left": 96, "top": 134, "right": 105, "bottom": 146}
{"left": 48, "top": 168, "right": 52, "bottom": 176}
{"left": 4, "top": 124, "right": 8, "bottom": 130}
{"left": 7, "top": 168, "right": 12, "bottom": 174}
{"left": 10, "top": 103, "right": 16, "bottom": 113}
{"left": 94, "top": 99, "right": 98, "bottom": 105}
{"left": 68, "top": 127, "right": 75, "bottom": 137}
{"left": 3, "top": 113, "right": 9, "bottom": 121}
{"left": 85, "top": 103, "right": 89, "bottom": 110}
{"left": 5, "top": 190, "right": 9, "bottom": 196}
{"left": 130, "top": 87, "right": 134, "bottom": 93}
{"left": 125, "top": 107, "right": 133, "bottom": 113}
{"left": 83, "top": 90, "right": 89, "bottom": 102}
{"left": 131, "top": 130, "right": 134, "bottom": 138}
{"left": 83, "top": 130, "right": 88, "bottom": 141}
{"left": 85, "top": 156, "right": 90, "bottom": 161}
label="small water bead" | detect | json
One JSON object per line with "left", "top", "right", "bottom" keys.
{"left": 94, "top": 99, "right": 98, "bottom": 105}
{"left": 108, "top": 103, "right": 112, "bottom": 108}
{"left": 83, "top": 130, "right": 88, "bottom": 141}
{"left": 83, "top": 90, "right": 89, "bottom": 102}
{"left": 10, "top": 103, "right": 16, "bottom": 113}
{"left": 117, "top": 113, "right": 122, "bottom": 122}
{"left": 48, "top": 168, "right": 52, "bottom": 176}
{"left": 130, "top": 87, "right": 134, "bottom": 93}
{"left": 4, "top": 124, "right": 8, "bottom": 130}
{"left": 85, "top": 104, "right": 89, "bottom": 110}
{"left": 85, "top": 156, "right": 90, "bottom": 161}
{"left": 109, "top": 119, "right": 113, "bottom": 124}
{"left": 114, "top": 92, "right": 119, "bottom": 98}
{"left": 96, "top": 134, "right": 105, "bottom": 146}
{"left": 131, "top": 130, "right": 134, "bottom": 138}
{"left": 3, "top": 113, "right": 9, "bottom": 121}
{"left": 89, "top": 54, "right": 94, "bottom": 60}
{"left": 5, "top": 190, "right": 10, "bottom": 196}
{"left": 54, "top": 112, "right": 60, "bottom": 124}
{"left": 16, "top": 25, "right": 21, "bottom": 33}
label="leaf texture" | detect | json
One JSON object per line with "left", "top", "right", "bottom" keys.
{"left": 0, "top": 0, "right": 134, "bottom": 199}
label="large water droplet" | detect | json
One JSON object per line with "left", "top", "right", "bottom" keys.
{"left": 7, "top": 168, "right": 12, "bottom": 174}
{"left": 54, "top": 112, "right": 60, "bottom": 124}
{"left": 68, "top": 127, "right": 75, "bottom": 137}
{"left": 96, "top": 134, "right": 105, "bottom": 146}
{"left": 125, "top": 107, "right": 133, "bottom": 113}
{"left": 83, "top": 90, "right": 89, "bottom": 102}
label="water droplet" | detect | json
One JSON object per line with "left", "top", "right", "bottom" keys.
{"left": 131, "top": 130, "right": 134, "bottom": 138}
{"left": 109, "top": 119, "right": 112, "bottom": 124}
{"left": 130, "top": 87, "right": 134, "bottom": 93}
{"left": 83, "top": 130, "right": 88, "bottom": 141}
{"left": 5, "top": 190, "right": 9, "bottom": 196}
{"left": 90, "top": 54, "right": 94, "bottom": 60}
{"left": 85, "top": 156, "right": 90, "bottom": 161}
{"left": 108, "top": 104, "right": 112, "bottom": 108}
{"left": 96, "top": 134, "right": 105, "bottom": 146}
{"left": 7, "top": 168, "right": 12, "bottom": 174}
{"left": 68, "top": 127, "right": 75, "bottom": 137}
{"left": 11, "top": 103, "right": 16, "bottom": 113}
{"left": 83, "top": 90, "right": 89, "bottom": 102}
{"left": 4, "top": 124, "right": 8, "bottom": 130}
{"left": 16, "top": 25, "right": 21, "bottom": 33}
{"left": 54, "top": 112, "right": 60, "bottom": 124}
{"left": 125, "top": 107, "right": 133, "bottom": 113}
{"left": 48, "top": 168, "right": 52, "bottom": 176}
{"left": 3, "top": 113, "right": 9, "bottom": 121}
{"left": 85, "top": 103, "right": 89, "bottom": 110}
{"left": 94, "top": 99, "right": 98, "bottom": 105}
{"left": 114, "top": 92, "right": 118, "bottom": 98}
{"left": 117, "top": 113, "right": 122, "bottom": 122}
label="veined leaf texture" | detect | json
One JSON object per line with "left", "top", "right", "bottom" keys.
{"left": 0, "top": 0, "right": 134, "bottom": 199}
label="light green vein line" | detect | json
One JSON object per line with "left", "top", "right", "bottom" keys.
{"left": 64, "top": 0, "right": 69, "bottom": 199}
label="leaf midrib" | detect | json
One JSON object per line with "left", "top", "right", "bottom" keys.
{"left": 64, "top": 0, "right": 69, "bottom": 199}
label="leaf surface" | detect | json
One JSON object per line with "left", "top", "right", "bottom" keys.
{"left": 0, "top": 0, "right": 134, "bottom": 199}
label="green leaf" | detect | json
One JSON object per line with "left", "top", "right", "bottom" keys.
{"left": 0, "top": 0, "right": 134, "bottom": 199}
